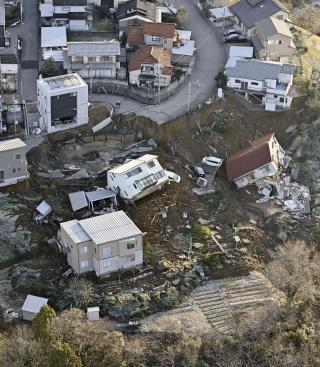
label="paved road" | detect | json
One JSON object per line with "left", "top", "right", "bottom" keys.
{"left": 101, "top": 0, "right": 226, "bottom": 124}
{"left": 9, "top": 0, "right": 39, "bottom": 102}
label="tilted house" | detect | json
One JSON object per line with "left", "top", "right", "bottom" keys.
{"left": 224, "top": 57, "right": 295, "bottom": 111}
{"left": 117, "top": 0, "right": 161, "bottom": 32}
{"left": 226, "top": 133, "right": 285, "bottom": 188}
{"left": 0, "top": 138, "right": 28, "bottom": 187}
{"left": 253, "top": 16, "right": 295, "bottom": 62}
{"left": 229, "top": 0, "right": 288, "bottom": 37}
{"left": 128, "top": 45, "right": 172, "bottom": 87}
{"left": 59, "top": 211, "right": 143, "bottom": 275}
{"left": 63, "top": 40, "right": 121, "bottom": 80}
{"left": 107, "top": 154, "right": 169, "bottom": 201}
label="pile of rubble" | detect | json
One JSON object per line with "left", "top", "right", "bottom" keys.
{"left": 256, "top": 174, "right": 310, "bottom": 219}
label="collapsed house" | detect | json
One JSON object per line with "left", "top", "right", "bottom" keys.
{"left": 59, "top": 211, "right": 143, "bottom": 276}
{"left": 226, "top": 133, "right": 285, "bottom": 188}
{"left": 107, "top": 154, "right": 169, "bottom": 201}
{"left": 68, "top": 188, "right": 117, "bottom": 213}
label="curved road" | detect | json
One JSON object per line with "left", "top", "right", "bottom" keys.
{"left": 96, "top": 0, "right": 227, "bottom": 125}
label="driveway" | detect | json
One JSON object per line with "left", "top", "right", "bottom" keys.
{"left": 100, "top": 0, "right": 226, "bottom": 124}
{"left": 9, "top": 0, "right": 40, "bottom": 102}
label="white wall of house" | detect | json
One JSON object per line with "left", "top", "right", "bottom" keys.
{"left": 129, "top": 69, "right": 140, "bottom": 85}
{"left": 0, "top": 145, "right": 28, "bottom": 187}
{"left": 69, "top": 19, "right": 87, "bottom": 31}
{"left": 227, "top": 77, "right": 265, "bottom": 92}
{"left": 37, "top": 75, "right": 88, "bottom": 134}
{"left": 54, "top": 5, "right": 86, "bottom": 13}
{"left": 144, "top": 34, "right": 173, "bottom": 49}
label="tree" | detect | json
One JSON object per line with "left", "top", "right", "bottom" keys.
{"left": 64, "top": 279, "right": 94, "bottom": 309}
{"left": 264, "top": 240, "right": 320, "bottom": 306}
{"left": 0, "top": 326, "right": 43, "bottom": 367}
{"left": 42, "top": 58, "right": 62, "bottom": 78}
{"left": 44, "top": 341, "right": 82, "bottom": 367}
{"left": 33, "top": 304, "right": 56, "bottom": 341}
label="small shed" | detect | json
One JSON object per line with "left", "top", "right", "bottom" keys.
{"left": 85, "top": 188, "right": 117, "bottom": 212}
{"left": 69, "top": 191, "right": 88, "bottom": 212}
{"left": 87, "top": 306, "right": 100, "bottom": 321}
{"left": 34, "top": 200, "right": 53, "bottom": 224}
{"left": 22, "top": 295, "right": 48, "bottom": 321}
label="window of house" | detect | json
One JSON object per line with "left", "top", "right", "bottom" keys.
{"left": 127, "top": 243, "right": 135, "bottom": 249}
{"left": 126, "top": 167, "right": 142, "bottom": 178}
{"left": 147, "top": 160, "right": 156, "bottom": 168}
{"left": 279, "top": 97, "right": 284, "bottom": 102}
{"left": 15, "top": 153, "right": 21, "bottom": 160}
{"left": 152, "top": 35, "right": 161, "bottom": 42}
{"left": 276, "top": 15, "right": 283, "bottom": 20}
{"left": 12, "top": 168, "right": 16, "bottom": 173}
{"left": 80, "top": 260, "right": 89, "bottom": 269}
{"left": 235, "top": 79, "right": 241, "bottom": 83}
{"left": 133, "top": 183, "right": 137, "bottom": 189}
{"left": 87, "top": 56, "right": 97, "bottom": 63}
{"left": 103, "top": 259, "right": 112, "bottom": 268}
{"left": 278, "top": 40, "right": 282, "bottom": 45}
{"left": 103, "top": 247, "right": 113, "bottom": 257}
{"left": 251, "top": 82, "right": 258, "bottom": 86}
{"left": 18, "top": 168, "right": 21, "bottom": 171}
{"left": 80, "top": 246, "right": 88, "bottom": 255}
{"left": 0, "top": 170, "right": 4, "bottom": 182}
{"left": 94, "top": 247, "right": 97, "bottom": 254}
{"left": 127, "top": 255, "right": 135, "bottom": 262}
{"left": 154, "top": 170, "right": 165, "bottom": 180}
{"left": 274, "top": 95, "right": 278, "bottom": 98}
{"left": 62, "top": 6, "right": 70, "bottom": 11}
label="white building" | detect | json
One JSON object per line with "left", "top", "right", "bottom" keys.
{"left": 59, "top": 211, "right": 143, "bottom": 276}
{"left": 107, "top": 154, "right": 169, "bottom": 201}
{"left": 0, "top": 138, "right": 28, "bottom": 187}
{"left": 226, "top": 133, "right": 285, "bottom": 188}
{"left": 39, "top": 0, "right": 90, "bottom": 31}
{"left": 41, "top": 26, "right": 67, "bottom": 61}
{"left": 22, "top": 295, "right": 48, "bottom": 321}
{"left": 224, "top": 58, "right": 295, "bottom": 111}
{"left": 37, "top": 73, "right": 88, "bottom": 134}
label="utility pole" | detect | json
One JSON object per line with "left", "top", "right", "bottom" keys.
{"left": 13, "top": 95, "right": 17, "bottom": 136}
{"left": 187, "top": 80, "right": 191, "bottom": 112}
{"left": 90, "top": 63, "right": 93, "bottom": 95}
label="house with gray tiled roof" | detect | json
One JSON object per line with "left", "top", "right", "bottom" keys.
{"left": 252, "top": 16, "right": 295, "bottom": 62}
{"left": 224, "top": 57, "right": 296, "bottom": 111}
{"left": 229, "top": 0, "right": 288, "bottom": 37}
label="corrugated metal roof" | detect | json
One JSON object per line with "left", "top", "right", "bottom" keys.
{"left": 0, "top": 138, "right": 26, "bottom": 152}
{"left": 85, "top": 188, "right": 116, "bottom": 203}
{"left": 79, "top": 211, "right": 142, "bottom": 245}
{"left": 109, "top": 154, "right": 158, "bottom": 174}
{"left": 67, "top": 41, "right": 120, "bottom": 57}
{"left": 22, "top": 295, "right": 48, "bottom": 313}
{"left": 60, "top": 219, "right": 91, "bottom": 243}
{"left": 41, "top": 26, "right": 67, "bottom": 48}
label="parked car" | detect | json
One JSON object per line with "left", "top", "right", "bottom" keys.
{"left": 224, "top": 34, "right": 248, "bottom": 43}
{"left": 192, "top": 166, "right": 205, "bottom": 178}
{"left": 202, "top": 156, "right": 223, "bottom": 175}
{"left": 164, "top": 170, "right": 181, "bottom": 183}
{"left": 223, "top": 28, "right": 238, "bottom": 37}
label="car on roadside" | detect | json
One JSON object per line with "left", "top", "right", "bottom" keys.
{"left": 224, "top": 34, "right": 248, "bottom": 43}
{"left": 192, "top": 166, "right": 205, "bottom": 178}
{"left": 164, "top": 170, "right": 181, "bottom": 183}
{"left": 223, "top": 28, "right": 238, "bottom": 37}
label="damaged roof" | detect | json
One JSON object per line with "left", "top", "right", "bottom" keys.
{"left": 226, "top": 133, "right": 275, "bottom": 181}
{"left": 230, "top": 0, "right": 288, "bottom": 29}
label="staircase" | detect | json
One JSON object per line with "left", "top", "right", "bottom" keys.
{"left": 191, "top": 273, "right": 276, "bottom": 335}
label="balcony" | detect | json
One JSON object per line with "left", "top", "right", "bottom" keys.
{"left": 266, "top": 83, "right": 289, "bottom": 96}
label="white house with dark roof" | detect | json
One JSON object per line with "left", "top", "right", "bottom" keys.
{"left": 37, "top": 73, "right": 88, "bottom": 134}
{"left": 229, "top": 0, "right": 289, "bottom": 37}
{"left": 63, "top": 40, "right": 121, "bottom": 79}
{"left": 107, "top": 154, "right": 169, "bottom": 201}
{"left": 225, "top": 58, "right": 295, "bottom": 110}
{"left": 252, "top": 16, "right": 295, "bottom": 62}
{"left": 59, "top": 211, "right": 143, "bottom": 275}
